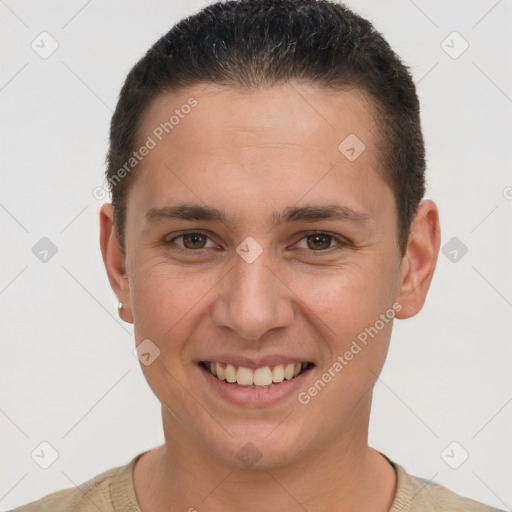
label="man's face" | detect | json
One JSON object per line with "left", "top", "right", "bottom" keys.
{"left": 121, "top": 83, "right": 405, "bottom": 467}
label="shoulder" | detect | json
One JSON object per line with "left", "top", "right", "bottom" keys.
{"left": 8, "top": 454, "right": 143, "bottom": 512}
{"left": 389, "top": 458, "right": 505, "bottom": 512}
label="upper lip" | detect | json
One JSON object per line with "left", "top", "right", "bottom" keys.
{"left": 198, "top": 354, "right": 314, "bottom": 369}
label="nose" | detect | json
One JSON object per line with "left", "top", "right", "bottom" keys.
{"left": 212, "top": 251, "right": 294, "bottom": 341}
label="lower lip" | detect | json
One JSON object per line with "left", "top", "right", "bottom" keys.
{"left": 199, "top": 364, "right": 314, "bottom": 407}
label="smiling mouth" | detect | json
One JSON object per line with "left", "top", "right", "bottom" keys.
{"left": 199, "top": 361, "right": 314, "bottom": 388}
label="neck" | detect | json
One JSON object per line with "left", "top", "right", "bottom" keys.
{"left": 134, "top": 402, "right": 397, "bottom": 512}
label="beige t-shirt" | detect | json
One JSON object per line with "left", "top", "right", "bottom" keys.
{"left": 10, "top": 451, "right": 504, "bottom": 511}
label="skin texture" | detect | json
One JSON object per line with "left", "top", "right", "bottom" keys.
{"left": 100, "top": 82, "right": 440, "bottom": 512}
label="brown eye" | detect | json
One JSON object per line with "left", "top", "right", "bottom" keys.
{"left": 181, "top": 233, "right": 208, "bottom": 249}
{"left": 294, "top": 232, "right": 346, "bottom": 253}
{"left": 305, "top": 233, "right": 334, "bottom": 250}
{"left": 166, "top": 231, "right": 216, "bottom": 252}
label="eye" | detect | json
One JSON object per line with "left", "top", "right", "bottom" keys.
{"left": 166, "top": 231, "right": 217, "bottom": 252}
{"left": 295, "top": 232, "right": 346, "bottom": 252}
{"left": 164, "top": 230, "right": 348, "bottom": 255}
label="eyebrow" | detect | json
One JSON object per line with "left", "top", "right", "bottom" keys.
{"left": 144, "top": 202, "right": 371, "bottom": 229}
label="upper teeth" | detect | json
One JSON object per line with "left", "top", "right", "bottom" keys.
{"left": 206, "top": 362, "right": 308, "bottom": 386}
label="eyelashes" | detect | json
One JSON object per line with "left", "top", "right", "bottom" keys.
{"left": 165, "top": 230, "right": 348, "bottom": 255}
{"left": 167, "top": 231, "right": 215, "bottom": 251}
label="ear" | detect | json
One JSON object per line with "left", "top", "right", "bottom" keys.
{"left": 395, "top": 200, "right": 441, "bottom": 319}
{"left": 99, "top": 203, "right": 133, "bottom": 323}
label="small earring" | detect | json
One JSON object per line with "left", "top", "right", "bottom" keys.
{"left": 117, "top": 302, "right": 123, "bottom": 317}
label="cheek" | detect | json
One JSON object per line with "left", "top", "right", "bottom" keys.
{"left": 289, "top": 261, "right": 392, "bottom": 336}
{"left": 288, "top": 259, "right": 398, "bottom": 394}
{"left": 129, "top": 262, "right": 218, "bottom": 349}
{"left": 291, "top": 265, "right": 397, "bottom": 428}
{"left": 128, "top": 265, "right": 216, "bottom": 407}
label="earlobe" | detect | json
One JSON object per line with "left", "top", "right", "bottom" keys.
{"left": 99, "top": 204, "right": 134, "bottom": 323}
{"left": 395, "top": 200, "right": 441, "bottom": 319}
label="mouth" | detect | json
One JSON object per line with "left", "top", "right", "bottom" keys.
{"left": 199, "top": 361, "right": 314, "bottom": 389}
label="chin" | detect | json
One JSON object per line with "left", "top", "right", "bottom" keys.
{"left": 205, "top": 421, "right": 309, "bottom": 470}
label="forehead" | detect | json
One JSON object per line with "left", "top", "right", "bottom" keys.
{"left": 139, "top": 82, "right": 379, "bottom": 153}
{"left": 127, "top": 82, "right": 391, "bottom": 229}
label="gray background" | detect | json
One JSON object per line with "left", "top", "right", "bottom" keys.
{"left": 1, "top": 0, "right": 511, "bottom": 509}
